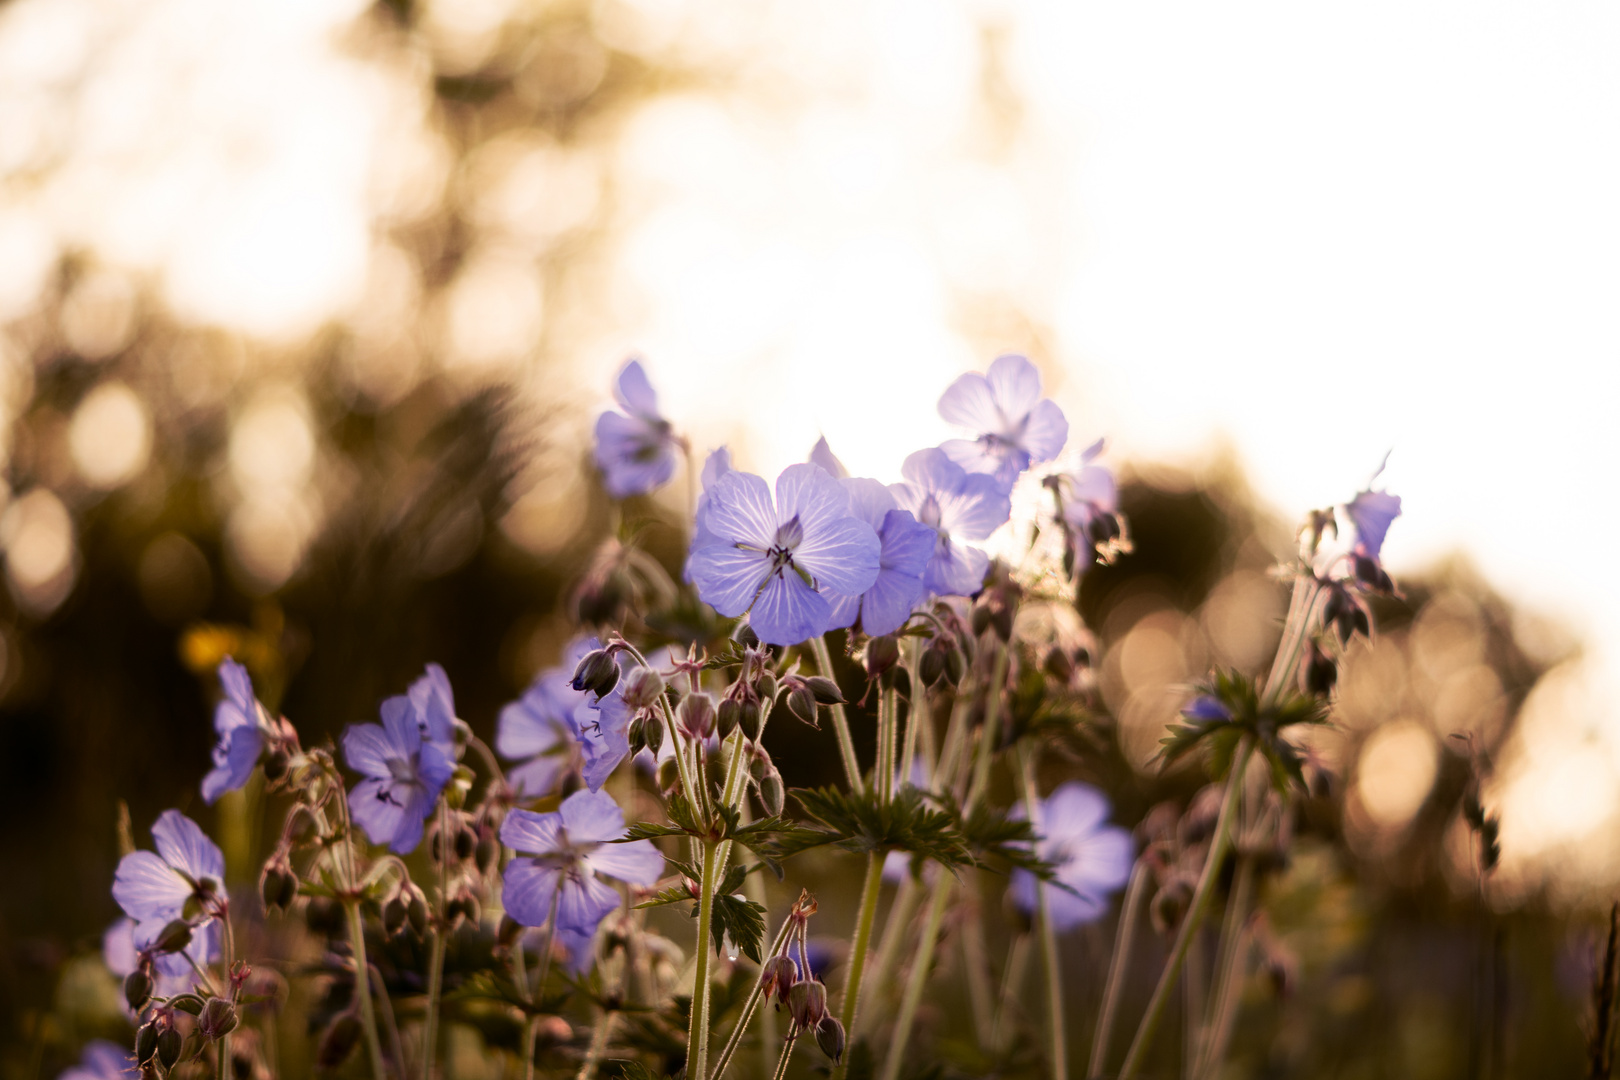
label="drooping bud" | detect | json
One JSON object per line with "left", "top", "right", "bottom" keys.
{"left": 383, "top": 896, "right": 408, "bottom": 937}
{"left": 805, "top": 676, "right": 845, "bottom": 705}
{"left": 760, "top": 953, "right": 799, "bottom": 1002}
{"left": 755, "top": 673, "right": 778, "bottom": 705}
{"left": 815, "top": 1015, "right": 847, "bottom": 1063}
{"left": 738, "top": 699, "right": 763, "bottom": 742}
{"left": 1304, "top": 642, "right": 1336, "bottom": 696}
{"left": 406, "top": 885, "right": 429, "bottom": 937}
{"left": 971, "top": 605, "right": 992, "bottom": 638}
{"left": 627, "top": 714, "right": 649, "bottom": 756}
{"left": 156, "top": 1026, "right": 183, "bottom": 1071}
{"left": 748, "top": 745, "right": 771, "bottom": 783}
{"left": 571, "top": 649, "right": 620, "bottom": 697}
{"left": 787, "top": 978, "right": 828, "bottom": 1028}
{"left": 865, "top": 635, "right": 900, "bottom": 678}
{"left": 151, "top": 919, "right": 193, "bottom": 955}
{"left": 785, "top": 683, "right": 819, "bottom": 728}
{"left": 621, "top": 667, "right": 665, "bottom": 711}
{"left": 943, "top": 646, "right": 966, "bottom": 686}
{"left": 135, "top": 1020, "right": 160, "bottom": 1064}
{"left": 643, "top": 711, "right": 664, "bottom": 758}
{"left": 717, "top": 699, "right": 741, "bottom": 740}
{"left": 124, "top": 968, "right": 154, "bottom": 1010}
{"left": 317, "top": 1013, "right": 362, "bottom": 1068}
{"left": 919, "top": 646, "right": 946, "bottom": 687}
{"left": 759, "top": 768, "right": 786, "bottom": 816}
{"left": 678, "top": 693, "right": 716, "bottom": 740}
{"left": 656, "top": 757, "right": 681, "bottom": 796}
{"left": 198, "top": 997, "right": 239, "bottom": 1039}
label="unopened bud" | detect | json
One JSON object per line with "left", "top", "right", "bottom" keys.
{"left": 135, "top": 1021, "right": 159, "bottom": 1064}
{"left": 621, "top": 668, "right": 665, "bottom": 710}
{"left": 990, "top": 605, "right": 1013, "bottom": 643}
{"left": 971, "top": 605, "right": 992, "bottom": 638}
{"left": 759, "top": 769, "right": 786, "bottom": 816}
{"left": 919, "top": 646, "right": 946, "bottom": 687}
{"left": 865, "top": 636, "right": 900, "bottom": 677}
{"left": 805, "top": 676, "right": 845, "bottom": 705}
{"left": 475, "top": 830, "right": 499, "bottom": 874}
{"left": 1304, "top": 643, "right": 1336, "bottom": 696}
{"left": 198, "top": 997, "right": 239, "bottom": 1039}
{"left": 755, "top": 673, "right": 778, "bottom": 704}
{"left": 627, "top": 714, "right": 648, "bottom": 755}
{"left": 498, "top": 914, "right": 524, "bottom": 950}
{"left": 124, "top": 968, "right": 153, "bottom": 1010}
{"left": 734, "top": 623, "right": 761, "bottom": 649}
{"left": 739, "top": 699, "right": 763, "bottom": 742}
{"left": 787, "top": 978, "right": 828, "bottom": 1028}
{"left": 643, "top": 713, "right": 664, "bottom": 758}
{"left": 656, "top": 757, "right": 681, "bottom": 795}
{"left": 786, "top": 684, "right": 819, "bottom": 728}
{"left": 717, "top": 699, "right": 741, "bottom": 740}
{"left": 678, "top": 693, "right": 716, "bottom": 740}
{"left": 383, "top": 896, "right": 408, "bottom": 936}
{"left": 407, "top": 886, "right": 429, "bottom": 937}
{"left": 815, "top": 1015, "right": 847, "bottom": 1063}
{"left": 944, "top": 646, "right": 966, "bottom": 686}
{"left": 317, "top": 1014, "right": 362, "bottom": 1068}
{"left": 571, "top": 649, "right": 620, "bottom": 697}
{"left": 454, "top": 825, "right": 477, "bottom": 862}
{"left": 760, "top": 953, "right": 799, "bottom": 1001}
{"left": 748, "top": 745, "right": 771, "bottom": 782}
{"left": 157, "top": 1026, "right": 183, "bottom": 1070}
{"left": 151, "top": 919, "right": 193, "bottom": 955}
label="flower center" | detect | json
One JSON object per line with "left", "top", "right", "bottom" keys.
{"left": 917, "top": 495, "right": 943, "bottom": 531}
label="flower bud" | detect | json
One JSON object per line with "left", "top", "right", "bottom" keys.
{"left": 748, "top": 745, "right": 771, "bottom": 782}
{"left": 571, "top": 649, "right": 620, "bottom": 697}
{"left": 944, "top": 646, "right": 966, "bottom": 686}
{"left": 317, "top": 1013, "right": 362, "bottom": 1068}
{"left": 498, "top": 914, "right": 524, "bottom": 951}
{"left": 454, "top": 824, "right": 477, "bottom": 862}
{"left": 678, "top": 693, "right": 716, "bottom": 740}
{"left": 627, "top": 714, "right": 648, "bottom": 755}
{"left": 759, "top": 769, "right": 786, "bottom": 816}
{"left": 1042, "top": 646, "right": 1076, "bottom": 685}
{"left": 734, "top": 623, "right": 761, "bottom": 649}
{"left": 1304, "top": 642, "right": 1336, "bottom": 696}
{"left": 787, "top": 978, "right": 828, "bottom": 1028}
{"left": 739, "top": 699, "right": 763, "bottom": 742}
{"left": 919, "top": 646, "right": 946, "bottom": 687}
{"left": 199, "top": 997, "right": 239, "bottom": 1039}
{"left": 407, "top": 885, "right": 429, "bottom": 937}
{"left": 717, "top": 699, "right": 741, "bottom": 740}
{"left": 865, "top": 635, "right": 900, "bottom": 677}
{"left": 971, "top": 605, "right": 992, "bottom": 638}
{"left": 760, "top": 953, "right": 799, "bottom": 1001}
{"left": 124, "top": 968, "right": 153, "bottom": 1010}
{"left": 786, "top": 684, "right": 819, "bottom": 728}
{"left": 157, "top": 1026, "right": 183, "bottom": 1071}
{"left": 815, "top": 1015, "right": 847, "bottom": 1063}
{"left": 644, "top": 712, "right": 665, "bottom": 758}
{"left": 135, "top": 1021, "right": 159, "bottom": 1064}
{"left": 656, "top": 757, "right": 681, "bottom": 796}
{"left": 383, "top": 896, "right": 408, "bottom": 936}
{"left": 755, "top": 673, "right": 778, "bottom": 704}
{"left": 621, "top": 667, "right": 665, "bottom": 710}
{"left": 805, "top": 676, "right": 845, "bottom": 705}
{"left": 475, "top": 829, "right": 499, "bottom": 874}
{"left": 151, "top": 919, "right": 193, "bottom": 955}
{"left": 262, "top": 748, "right": 289, "bottom": 782}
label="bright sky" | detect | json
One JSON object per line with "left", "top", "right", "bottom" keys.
{"left": 3, "top": 0, "right": 1617, "bottom": 890}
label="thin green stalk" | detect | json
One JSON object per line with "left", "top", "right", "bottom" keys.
{"left": 709, "top": 913, "right": 798, "bottom": 1080}
{"left": 1116, "top": 738, "right": 1255, "bottom": 1080}
{"left": 1018, "top": 742, "right": 1066, "bottom": 1080}
{"left": 810, "top": 635, "right": 865, "bottom": 793}
{"left": 687, "top": 838, "right": 722, "bottom": 1080}
{"left": 345, "top": 900, "right": 389, "bottom": 1080}
{"left": 1183, "top": 929, "right": 1204, "bottom": 1080}
{"left": 577, "top": 1009, "right": 619, "bottom": 1080}
{"left": 960, "top": 891, "right": 996, "bottom": 1050}
{"left": 370, "top": 962, "right": 408, "bottom": 1077}
{"left": 900, "top": 637, "right": 925, "bottom": 781}
{"left": 991, "top": 931, "right": 1031, "bottom": 1053}
{"left": 770, "top": 1026, "right": 801, "bottom": 1080}
{"left": 830, "top": 853, "right": 885, "bottom": 1080}
{"left": 218, "top": 1032, "right": 228, "bottom": 1080}
{"left": 518, "top": 893, "right": 561, "bottom": 1080}
{"left": 878, "top": 685, "right": 898, "bottom": 802}
{"left": 1194, "top": 855, "right": 1255, "bottom": 1080}
{"left": 966, "top": 645, "right": 1010, "bottom": 810}
{"left": 1089, "top": 859, "right": 1152, "bottom": 1078}
{"left": 740, "top": 804, "right": 779, "bottom": 1080}
{"left": 862, "top": 873, "right": 921, "bottom": 1035}
{"left": 422, "top": 800, "right": 450, "bottom": 1080}
{"left": 878, "top": 877, "right": 953, "bottom": 1080}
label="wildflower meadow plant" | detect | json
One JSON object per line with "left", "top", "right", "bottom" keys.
{"left": 76, "top": 353, "right": 1414, "bottom": 1080}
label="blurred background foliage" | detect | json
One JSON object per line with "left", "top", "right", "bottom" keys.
{"left": 0, "top": 0, "right": 1612, "bottom": 1076}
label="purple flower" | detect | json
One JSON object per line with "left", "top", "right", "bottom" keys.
{"left": 938, "top": 354, "right": 1069, "bottom": 490}
{"left": 57, "top": 1040, "right": 134, "bottom": 1080}
{"left": 1052, "top": 439, "right": 1119, "bottom": 540}
{"left": 500, "top": 789, "right": 665, "bottom": 935}
{"left": 497, "top": 636, "right": 631, "bottom": 796}
{"left": 343, "top": 695, "right": 455, "bottom": 854}
{"left": 403, "top": 662, "right": 459, "bottom": 761}
{"left": 1183, "top": 696, "right": 1232, "bottom": 724}
{"left": 688, "top": 463, "right": 881, "bottom": 646}
{"left": 201, "top": 657, "right": 271, "bottom": 805}
{"left": 104, "top": 915, "right": 219, "bottom": 995}
{"left": 1345, "top": 488, "right": 1401, "bottom": 564}
{"left": 593, "top": 360, "right": 680, "bottom": 498}
{"left": 889, "top": 449, "right": 1011, "bottom": 597}
{"left": 113, "top": 810, "right": 226, "bottom": 930}
{"left": 685, "top": 446, "right": 734, "bottom": 572}
{"left": 1010, "top": 782, "right": 1134, "bottom": 932}
{"left": 809, "top": 436, "right": 849, "bottom": 479}
{"left": 821, "top": 474, "right": 935, "bottom": 638}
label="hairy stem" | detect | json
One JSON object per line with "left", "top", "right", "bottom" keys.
{"left": 709, "top": 913, "right": 798, "bottom": 1080}
{"left": 422, "top": 800, "right": 450, "bottom": 1080}
{"left": 687, "top": 838, "right": 722, "bottom": 1080}
{"left": 879, "top": 878, "right": 954, "bottom": 1080}
{"left": 1116, "top": 737, "right": 1255, "bottom": 1080}
{"left": 991, "top": 931, "right": 1031, "bottom": 1053}
{"left": 1089, "top": 859, "right": 1152, "bottom": 1078}
{"left": 965, "top": 644, "right": 1011, "bottom": 810}
{"left": 862, "top": 873, "right": 921, "bottom": 1036}
{"left": 810, "top": 635, "right": 865, "bottom": 793}
{"left": 878, "top": 685, "right": 898, "bottom": 803}
{"left": 345, "top": 901, "right": 389, "bottom": 1080}
{"left": 1018, "top": 741, "right": 1067, "bottom": 1080}
{"left": 770, "top": 1026, "right": 801, "bottom": 1080}
{"left": 830, "top": 852, "right": 885, "bottom": 1080}
{"left": 1195, "top": 854, "right": 1255, "bottom": 1080}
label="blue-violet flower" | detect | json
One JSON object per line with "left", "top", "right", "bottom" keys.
{"left": 497, "top": 635, "right": 631, "bottom": 796}
{"left": 201, "top": 657, "right": 278, "bottom": 805}
{"left": 938, "top": 354, "right": 1069, "bottom": 490}
{"left": 343, "top": 695, "right": 455, "bottom": 854}
{"left": 823, "top": 477, "right": 935, "bottom": 638}
{"left": 1009, "top": 781, "right": 1134, "bottom": 932}
{"left": 593, "top": 359, "right": 680, "bottom": 498}
{"left": 889, "top": 448, "right": 1011, "bottom": 597}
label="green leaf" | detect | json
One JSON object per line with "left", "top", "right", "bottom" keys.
{"left": 633, "top": 884, "right": 694, "bottom": 910}
{"left": 791, "top": 785, "right": 973, "bottom": 869}
{"left": 619, "top": 821, "right": 688, "bottom": 842}
{"left": 708, "top": 893, "right": 767, "bottom": 963}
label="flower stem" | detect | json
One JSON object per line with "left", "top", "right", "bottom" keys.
{"left": 770, "top": 1026, "right": 801, "bottom": 1080}
{"left": 1017, "top": 741, "right": 1066, "bottom": 1080}
{"left": 1115, "top": 736, "right": 1255, "bottom": 1080}
{"left": 830, "top": 852, "right": 884, "bottom": 1080}
{"left": 709, "top": 912, "right": 798, "bottom": 1080}
{"left": 862, "top": 873, "right": 920, "bottom": 1036}
{"left": 345, "top": 900, "right": 389, "bottom": 1080}
{"left": 878, "top": 877, "right": 953, "bottom": 1080}
{"left": 809, "top": 635, "right": 865, "bottom": 794}
{"left": 1194, "top": 853, "right": 1255, "bottom": 1080}
{"left": 965, "top": 644, "right": 1010, "bottom": 811}
{"left": 877, "top": 686, "right": 897, "bottom": 803}
{"left": 1088, "top": 859, "right": 1151, "bottom": 1078}
{"left": 991, "top": 931, "right": 1031, "bottom": 1053}
{"left": 422, "top": 800, "right": 449, "bottom": 1080}
{"left": 687, "top": 837, "right": 722, "bottom": 1080}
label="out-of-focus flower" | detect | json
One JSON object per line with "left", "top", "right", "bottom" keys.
{"left": 500, "top": 789, "right": 664, "bottom": 936}
{"left": 103, "top": 916, "right": 218, "bottom": 996}
{"left": 1009, "top": 782, "right": 1134, "bottom": 932}
{"left": 688, "top": 463, "right": 881, "bottom": 645}
{"left": 57, "top": 1040, "right": 134, "bottom": 1080}
{"left": 406, "top": 662, "right": 460, "bottom": 761}
{"left": 343, "top": 696, "right": 455, "bottom": 854}
{"left": 1345, "top": 488, "right": 1401, "bottom": 564}
{"left": 497, "top": 635, "right": 631, "bottom": 796}
{"left": 593, "top": 360, "right": 680, "bottom": 498}
{"left": 113, "top": 810, "right": 226, "bottom": 931}
{"left": 809, "top": 436, "right": 849, "bottom": 479}
{"left": 890, "top": 449, "right": 1011, "bottom": 597}
{"left": 938, "top": 354, "right": 1069, "bottom": 490}
{"left": 201, "top": 657, "right": 272, "bottom": 804}
{"left": 1183, "top": 696, "right": 1232, "bottom": 724}
{"left": 824, "top": 477, "right": 935, "bottom": 637}
{"left": 1045, "top": 438, "right": 1125, "bottom": 570}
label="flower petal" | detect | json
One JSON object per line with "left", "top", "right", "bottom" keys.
{"left": 557, "top": 874, "right": 621, "bottom": 936}
{"left": 857, "top": 567, "right": 926, "bottom": 637}
{"left": 557, "top": 789, "right": 627, "bottom": 844}
{"left": 585, "top": 838, "right": 665, "bottom": 886}
{"left": 749, "top": 571, "right": 832, "bottom": 646}
{"left": 937, "top": 474, "right": 1012, "bottom": 541}
{"left": 1346, "top": 489, "right": 1401, "bottom": 562}
{"left": 342, "top": 722, "right": 397, "bottom": 780}
{"left": 774, "top": 462, "right": 852, "bottom": 534}
{"left": 900, "top": 448, "right": 968, "bottom": 494}
{"left": 1041, "top": 781, "right": 1113, "bottom": 842}
{"left": 380, "top": 696, "right": 422, "bottom": 757}
{"left": 501, "top": 807, "right": 565, "bottom": 855}
{"left": 809, "top": 436, "right": 848, "bottom": 479}
{"left": 839, "top": 477, "right": 896, "bottom": 532}
{"left": 984, "top": 353, "right": 1043, "bottom": 425}
{"left": 937, "top": 372, "right": 1002, "bottom": 434}
{"left": 700, "top": 470, "right": 778, "bottom": 549}
{"left": 112, "top": 850, "right": 190, "bottom": 922}
{"left": 793, "top": 515, "right": 881, "bottom": 595}
{"left": 502, "top": 859, "right": 561, "bottom": 928}
{"left": 506, "top": 754, "right": 572, "bottom": 799}
{"left": 822, "top": 588, "right": 861, "bottom": 632}
{"left": 151, "top": 810, "right": 224, "bottom": 885}
{"left": 688, "top": 544, "right": 771, "bottom": 617}
{"left": 201, "top": 724, "right": 263, "bottom": 805}
{"left": 879, "top": 510, "right": 936, "bottom": 576}
{"left": 348, "top": 777, "right": 409, "bottom": 849}
{"left": 614, "top": 359, "right": 661, "bottom": 420}
{"left": 496, "top": 690, "right": 569, "bottom": 760}
{"left": 218, "top": 657, "right": 255, "bottom": 713}
{"left": 577, "top": 696, "right": 631, "bottom": 792}
{"left": 925, "top": 536, "right": 988, "bottom": 597}
{"left": 1021, "top": 398, "right": 1069, "bottom": 463}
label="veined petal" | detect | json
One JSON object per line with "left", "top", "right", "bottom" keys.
{"left": 823, "top": 589, "right": 861, "bottom": 631}
{"left": 557, "top": 874, "right": 621, "bottom": 937}
{"left": 688, "top": 544, "right": 771, "bottom": 617}
{"left": 857, "top": 567, "right": 926, "bottom": 637}
{"left": 938, "top": 474, "right": 1012, "bottom": 541}
{"left": 1021, "top": 398, "right": 1069, "bottom": 463}
{"left": 794, "top": 515, "right": 880, "bottom": 595}
{"left": 749, "top": 571, "right": 832, "bottom": 646}
{"left": 614, "top": 359, "right": 661, "bottom": 420}
{"left": 349, "top": 777, "right": 409, "bottom": 849}
{"left": 151, "top": 810, "right": 224, "bottom": 885}
{"left": 502, "top": 859, "right": 562, "bottom": 928}
{"left": 1042, "top": 781, "right": 1112, "bottom": 841}
{"left": 878, "top": 510, "right": 936, "bottom": 576}
{"left": 112, "top": 850, "right": 190, "bottom": 921}
{"left": 937, "top": 437, "right": 999, "bottom": 478}
{"left": 506, "top": 754, "right": 572, "bottom": 799}
{"left": 839, "top": 477, "right": 896, "bottom": 532}
{"left": 900, "top": 448, "right": 968, "bottom": 494}
{"left": 578, "top": 696, "right": 631, "bottom": 792}
{"left": 218, "top": 657, "right": 255, "bottom": 713}
{"left": 585, "top": 838, "right": 665, "bottom": 886}
{"left": 201, "top": 724, "right": 263, "bottom": 805}
{"left": 775, "top": 462, "right": 853, "bottom": 534}
{"left": 700, "top": 446, "right": 732, "bottom": 490}
{"left": 700, "top": 470, "right": 778, "bottom": 549}
{"left": 501, "top": 807, "right": 565, "bottom": 856}
{"left": 558, "top": 788, "right": 627, "bottom": 845}
{"left": 937, "top": 372, "right": 1002, "bottom": 435}
{"left": 496, "top": 693, "right": 568, "bottom": 759}
{"left": 809, "top": 436, "right": 848, "bottom": 479}
{"left": 342, "top": 722, "right": 396, "bottom": 780}
{"left": 984, "top": 353, "right": 1044, "bottom": 426}
{"left": 379, "top": 696, "right": 422, "bottom": 758}
{"left": 925, "top": 537, "right": 988, "bottom": 597}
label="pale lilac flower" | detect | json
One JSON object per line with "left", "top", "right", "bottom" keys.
{"left": 201, "top": 657, "right": 272, "bottom": 805}
{"left": 594, "top": 360, "right": 680, "bottom": 498}
{"left": 1009, "top": 782, "right": 1134, "bottom": 932}
{"left": 889, "top": 449, "right": 1011, "bottom": 597}
{"left": 113, "top": 810, "right": 226, "bottom": 931}
{"left": 57, "top": 1040, "right": 133, "bottom": 1080}
{"left": 497, "top": 636, "right": 631, "bottom": 796}
{"left": 938, "top": 354, "right": 1069, "bottom": 490}
{"left": 500, "top": 789, "right": 664, "bottom": 935}
{"left": 406, "top": 662, "right": 460, "bottom": 761}
{"left": 688, "top": 463, "right": 881, "bottom": 645}
{"left": 1051, "top": 439, "right": 1119, "bottom": 542}
{"left": 685, "top": 446, "right": 734, "bottom": 570}
{"left": 1345, "top": 488, "right": 1401, "bottom": 564}
{"left": 343, "top": 695, "right": 455, "bottom": 854}
{"left": 104, "top": 916, "right": 219, "bottom": 995}
{"left": 822, "top": 475, "right": 935, "bottom": 638}
{"left": 809, "top": 436, "right": 849, "bottom": 479}
{"left": 1183, "top": 696, "right": 1232, "bottom": 724}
